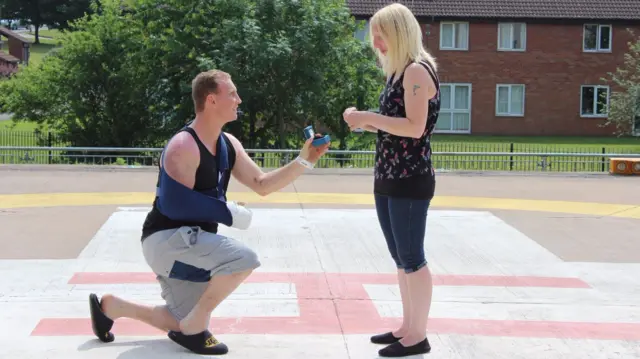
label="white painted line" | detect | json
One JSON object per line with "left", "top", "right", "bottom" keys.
{"left": 363, "top": 283, "right": 624, "bottom": 306}
{"left": 0, "top": 335, "right": 352, "bottom": 359}
{"left": 77, "top": 207, "right": 564, "bottom": 275}
{"left": 344, "top": 335, "right": 640, "bottom": 359}
{"left": 372, "top": 299, "right": 640, "bottom": 323}
{"left": 2, "top": 282, "right": 298, "bottom": 302}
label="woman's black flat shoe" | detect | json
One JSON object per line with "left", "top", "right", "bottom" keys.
{"left": 370, "top": 331, "right": 402, "bottom": 344}
{"left": 378, "top": 337, "right": 431, "bottom": 357}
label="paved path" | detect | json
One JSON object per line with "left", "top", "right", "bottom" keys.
{"left": 2, "top": 166, "right": 639, "bottom": 262}
{"left": 0, "top": 165, "right": 639, "bottom": 358}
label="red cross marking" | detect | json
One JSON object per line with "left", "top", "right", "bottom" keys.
{"left": 29, "top": 271, "right": 640, "bottom": 340}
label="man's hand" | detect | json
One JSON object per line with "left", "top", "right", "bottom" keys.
{"left": 226, "top": 201, "right": 252, "bottom": 230}
{"left": 299, "top": 135, "right": 330, "bottom": 164}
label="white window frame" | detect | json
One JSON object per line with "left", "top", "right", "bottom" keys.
{"left": 580, "top": 85, "right": 610, "bottom": 118}
{"left": 633, "top": 89, "right": 640, "bottom": 136}
{"left": 439, "top": 22, "right": 469, "bottom": 51}
{"left": 435, "top": 83, "right": 472, "bottom": 134}
{"left": 583, "top": 24, "right": 612, "bottom": 52}
{"left": 497, "top": 22, "right": 526, "bottom": 51}
{"left": 495, "top": 84, "right": 525, "bottom": 116}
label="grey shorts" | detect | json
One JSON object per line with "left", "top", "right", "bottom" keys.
{"left": 141, "top": 226, "right": 261, "bottom": 321}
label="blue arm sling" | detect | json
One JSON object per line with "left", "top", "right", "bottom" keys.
{"left": 154, "top": 129, "right": 233, "bottom": 227}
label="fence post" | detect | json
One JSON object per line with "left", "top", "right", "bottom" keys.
{"left": 601, "top": 147, "right": 605, "bottom": 172}
{"left": 48, "top": 131, "right": 52, "bottom": 164}
{"left": 509, "top": 143, "right": 514, "bottom": 171}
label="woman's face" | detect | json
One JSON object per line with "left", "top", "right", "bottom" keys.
{"left": 371, "top": 25, "right": 388, "bottom": 55}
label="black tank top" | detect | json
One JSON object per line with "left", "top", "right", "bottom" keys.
{"left": 374, "top": 60, "right": 441, "bottom": 200}
{"left": 141, "top": 127, "right": 237, "bottom": 239}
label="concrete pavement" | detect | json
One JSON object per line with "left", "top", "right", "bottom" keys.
{"left": 0, "top": 166, "right": 639, "bottom": 358}
{"left": 2, "top": 165, "right": 639, "bottom": 262}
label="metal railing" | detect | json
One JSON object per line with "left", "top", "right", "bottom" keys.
{"left": 1, "top": 146, "right": 639, "bottom": 172}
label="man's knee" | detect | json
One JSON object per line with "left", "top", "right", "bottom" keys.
{"left": 235, "top": 245, "right": 261, "bottom": 272}
{"left": 215, "top": 240, "right": 261, "bottom": 276}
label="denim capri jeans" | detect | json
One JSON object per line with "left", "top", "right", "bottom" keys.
{"left": 374, "top": 193, "right": 431, "bottom": 273}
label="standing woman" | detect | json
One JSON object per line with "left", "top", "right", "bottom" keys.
{"left": 342, "top": 3, "right": 440, "bottom": 357}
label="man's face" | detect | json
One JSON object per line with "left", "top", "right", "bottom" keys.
{"left": 207, "top": 78, "right": 242, "bottom": 122}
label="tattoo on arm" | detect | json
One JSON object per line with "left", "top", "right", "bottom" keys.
{"left": 413, "top": 84, "right": 420, "bottom": 96}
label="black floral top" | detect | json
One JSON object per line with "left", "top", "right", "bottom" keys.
{"left": 373, "top": 60, "right": 441, "bottom": 200}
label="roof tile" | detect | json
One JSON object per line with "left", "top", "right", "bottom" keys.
{"left": 347, "top": 0, "right": 640, "bottom": 20}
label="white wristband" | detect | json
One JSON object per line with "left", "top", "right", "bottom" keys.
{"left": 295, "top": 156, "right": 314, "bottom": 169}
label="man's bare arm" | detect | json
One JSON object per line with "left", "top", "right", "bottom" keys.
{"left": 162, "top": 132, "right": 201, "bottom": 189}
{"left": 225, "top": 132, "right": 310, "bottom": 196}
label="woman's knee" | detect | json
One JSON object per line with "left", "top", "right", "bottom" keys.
{"left": 375, "top": 193, "right": 401, "bottom": 263}
{"left": 388, "top": 196, "right": 431, "bottom": 273}
{"left": 395, "top": 232, "right": 428, "bottom": 273}
{"left": 398, "top": 257, "right": 428, "bottom": 273}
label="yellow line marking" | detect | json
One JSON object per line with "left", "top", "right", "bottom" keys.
{"left": 0, "top": 192, "right": 156, "bottom": 209}
{"left": 0, "top": 192, "right": 638, "bottom": 219}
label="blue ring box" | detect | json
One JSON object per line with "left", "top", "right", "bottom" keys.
{"left": 303, "top": 125, "right": 331, "bottom": 146}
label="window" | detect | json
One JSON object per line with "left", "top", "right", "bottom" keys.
{"left": 498, "top": 23, "right": 526, "bottom": 51}
{"left": 435, "top": 84, "right": 472, "bottom": 133}
{"left": 22, "top": 44, "right": 30, "bottom": 65}
{"left": 355, "top": 20, "right": 370, "bottom": 41}
{"left": 440, "top": 22, "right": 469, "bottom": 50}
{"left": 580, "top": 85, "right": 609, "bottom": 117}
{"left": 496, "top": 84, "right": 525, "bottom": 116}
{"left": 583, "top": 24, "right": 611, "bottom": 52}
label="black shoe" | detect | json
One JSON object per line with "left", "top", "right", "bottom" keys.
{"left": 378, "top": 337, "right": 431, "bottom": 357}
{"left": 168, "top": 330, "right": 229, "bottom": 355}
{"left": 370, "top": 331, "right": 402, "bottom": 344}
{"left": 89, "top": 293, "right": 115, "bottom": 343}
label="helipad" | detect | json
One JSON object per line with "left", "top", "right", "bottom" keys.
{"left": 1, "top": 206, "right": 639, "bottom": 358}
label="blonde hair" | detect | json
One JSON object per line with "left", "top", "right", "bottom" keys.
{"left": 369, "top": 3, "right": 437, "bottom": 78}
{"left": 192, "top": 69, "right": 230, "bottom": 112}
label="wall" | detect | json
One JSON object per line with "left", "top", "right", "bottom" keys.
{"left": 420, "top": 19, "right": 640, "bottom": 136}
{"left": 0, "top": 57, "right": 18, "bottom": 77}
{"left": 7, "top": 37, "right": 23, "bottom": 61}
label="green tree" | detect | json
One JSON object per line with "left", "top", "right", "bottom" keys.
{"left": 307, "top": 27, "right": 383, "bottom": 151}
{"left": 133, "top": 0, "right": 382, "bottom": 149}
{"left": 0, "top": 0, "right": 158, "bottom": 147}
{"left": 602, "top": 30, "right": 640, "bottom": 136}
{"left": 1, "top": 0, "right": 92, "bottom": 43}
{"left": 129, "top": 0, "right": 256, "bottom": 142}
{"left": 1, "top": 0, "right": 382, "bottom": 152}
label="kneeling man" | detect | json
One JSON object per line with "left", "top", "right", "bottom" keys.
{"left": 88, "top": 69, "right": 330, "bottom": 355}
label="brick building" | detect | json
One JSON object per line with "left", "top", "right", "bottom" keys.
{"left": 0, "top": 27, "right": 31, "bottom": 65}
{"left": 348, "top": 0, "right": 640, "bottom": 136}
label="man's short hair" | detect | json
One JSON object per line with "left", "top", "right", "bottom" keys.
{"left": 192, "top": 70, "right": 230, "bottom": 112}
